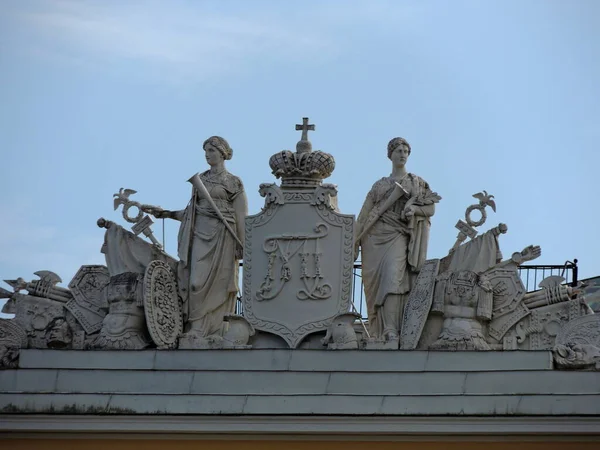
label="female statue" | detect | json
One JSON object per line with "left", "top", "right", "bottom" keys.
{"left": 152, "top": 136, "right": 247, "bottom": 343}
{"left": 355, "top": 137, "right": 440, "bottom": 345}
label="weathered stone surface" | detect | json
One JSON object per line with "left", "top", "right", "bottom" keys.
{"left": 0, "top": 369, "right": 58, "bottom": 392}
{"left": 2, "top": 349, "right": 598, "bottom": 417}
{"left": 0, "top": 393, "right": 112, "bottom": 414}
{"left": 244, "top": 205, "right": 354, "bottom": 348}
{"left": 10, "top": 294, "right": 67, "bottom": 349}
{"left": 92, "top": 272, "right": 150, "bottom": 350}
{"left": 65, "top": 265, "right": 109, "bottom": 334}
{"left": 322, "top": 312, "right": 360, "bottom": 350}
{"left": 19, "top": 349, "right": 155, "bottom": 370}
{"left": 429, "top": 270, "right": 492, "bottom": 351}
{"left": 9, "top": 367, "right": 599, "bottom": 397}
{"left": 9, "top": 370, "right": 600, "bottom": 396}
{"left": 553, "top": 342, "right": 600, "bottom": 370}
{"left": 356, "top": 137, "right": 441, "bottom": 343}
{"left": 143, "top": 260, "right": 182, "bottom": 349}
{"left": 326, "top": 372, "right": 466, "bottom": 395}
{"left": 222, "top": 315, "right": 255, "bottom": 348}
{"left": 1, "top": 415, "right": 598, "bottom": 435}
{"left": 463, "top": 370, "right": 600, "bottom": 394}
{"left": 400, "top": 259, "right": 439, "bottom": 349}
{"left": 243, "top": 119, "right": 354, "bottom": 348}
{"left": 0, "top": 319, "right": 27, "bottom": 369}
{"left": 190, "top": 371, "right": 330, "bottom": 395}
{"left": 527, "top": 299, "right": 590, "bottom": 350}
{"left": 556, "top": 313, "right": 600, "bottom": 347}
{"left": 153, "top": 349, "right": 292, "bottom": 371}
{"left": 57, "top": 369, "right": 193, "bottom": 394}
{"left": 2, "top": 393, "right": 599, "bottom": 416}
{"left": 17, "top": 349, "right": 554, "bottom": 372}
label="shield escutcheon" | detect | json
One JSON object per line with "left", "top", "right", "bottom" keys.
{"left": 66, "top": 265, "right": 110, "bottom": 334}
{"left": 485, "top": 266, "right": 527, "bottom": 341}
{"left": 242, "top": 187, "right": 354, "bottom": 348}
{"left": 143, "top": 260, "right": 182, "bottom": 349}
{"left": 400, "top": 258, "right": 439, "bottom": 349}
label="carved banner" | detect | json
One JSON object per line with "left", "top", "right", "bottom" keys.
{"left": 143, "top": 260, "right": 183, "bottom": 349}
{"left": 400, "top": 258, "right": 439, "bottom": 350}
{"left": 243, "top": 187, "right": 354, "bottom": 348}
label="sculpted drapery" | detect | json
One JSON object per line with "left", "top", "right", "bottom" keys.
{"left": 177, "top": 169, "right": 246, "bottom": 337}
{"left": 356, "top": 138, "right": 439, "bottom": 343}
{"left": 153, "top": 136, "right": 247, "bottom": 341}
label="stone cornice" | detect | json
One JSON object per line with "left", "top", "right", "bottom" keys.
{"left": 1, "top": 415, "right": 599, "bottom": 439}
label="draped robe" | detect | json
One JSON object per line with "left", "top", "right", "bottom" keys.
{"left": 357, "top": 174, "right": 437, "bottom": 339}
{"left": 176, "top": 169, "right": 244, "bottom": 337}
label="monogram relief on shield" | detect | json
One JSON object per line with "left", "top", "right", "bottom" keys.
{"left": 256, "top": 223, "right": 332, "bottom": 302}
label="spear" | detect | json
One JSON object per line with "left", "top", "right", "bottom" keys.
{"left": 0, "top": 286, "right": 13, "bottom": 299}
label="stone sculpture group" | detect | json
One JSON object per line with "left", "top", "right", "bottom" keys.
{"left": 1, "top": 118, "right": 599, "bottom": 370}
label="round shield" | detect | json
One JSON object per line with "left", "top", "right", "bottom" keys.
{"left": 0, "top": 318, "right": 28, "bottom": 348}
{"left": 556, "top": 314, "right": 600, "bottom": 347}
{"left": 143, "top": 260, "right": 183, "bottom": 349}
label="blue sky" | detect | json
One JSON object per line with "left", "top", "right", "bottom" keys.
{"left": 1, "top": 0, "right": 599, "bottom": 303}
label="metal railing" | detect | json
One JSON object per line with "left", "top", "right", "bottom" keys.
{"left": 518, "top": 259, "right": 578, "bottom": 292}
{"left": 236, "top": 259, "right": 579, "bottom": 318}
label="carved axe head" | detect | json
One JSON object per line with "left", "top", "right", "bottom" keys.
{"left": 538, "top": 275, "right": 565, "bottom": 289}
{"left": 33, "top": 270, "right": 63, "bottom": 285}
{"left": 0, "top": 286, "right": 14, "bottom": 299}
{"left": 4, "top": 278, "right": 27, "bottom": 291}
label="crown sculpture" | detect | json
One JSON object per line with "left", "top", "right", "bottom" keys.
{"left": 269, "top": 117, "right": 335, "bottom": 187}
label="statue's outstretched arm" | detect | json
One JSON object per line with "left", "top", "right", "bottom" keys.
{"left": 147, "top": 207, "right": 185, "bottom": 222}
{"left": 169, "top": 210, "right": 185, "bottom": 221}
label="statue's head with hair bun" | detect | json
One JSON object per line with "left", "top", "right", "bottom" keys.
{"left": 203, "top": 136, "right": 233, "bottom": 160}
{"left": 387, "top": 137, "right": 411, "bottom": 160}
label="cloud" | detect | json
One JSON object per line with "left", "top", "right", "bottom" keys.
{"left": 10, "top": 0, "right": 337, "bottom": 83}
{"left": 5, "top": 0, "right": 431, "bottom": 84}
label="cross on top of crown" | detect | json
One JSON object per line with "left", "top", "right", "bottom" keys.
{"left": 295, "top": 117, "right": 315, "bottom": 142}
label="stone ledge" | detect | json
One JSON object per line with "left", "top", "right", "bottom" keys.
{"left": 1, "top": 369, "right": 599, "bottom": 396}
{"left": 1, "top": 393, "right": 599, "bottom": 416}
{"left": 1, "top": 415, "right": 600, "bottom": 437}
{"left": 18, "top": 349, "right": 554, "bottom": 372}
{"left": 7, "top": 349, "right": 595, "bottom": 417}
